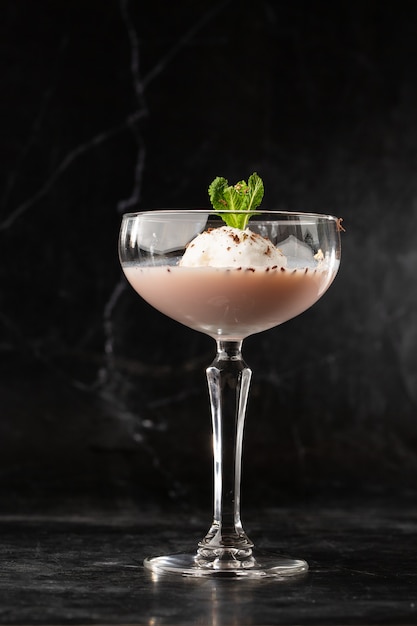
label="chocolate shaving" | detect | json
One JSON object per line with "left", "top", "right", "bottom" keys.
{"left": 337, "top": 218, "right": 346, "bottom": 232}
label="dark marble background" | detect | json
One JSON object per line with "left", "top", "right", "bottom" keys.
{"left": 1, "top": 0, "right": 417, "bottom": 514}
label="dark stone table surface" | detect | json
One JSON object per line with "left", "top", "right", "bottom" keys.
{"left": 0, "top": 494, "right": 416, "bottom": 625}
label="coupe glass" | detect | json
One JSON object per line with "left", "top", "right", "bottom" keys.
{"left": 118, "top": 209, "right": 341, "bottom": 578}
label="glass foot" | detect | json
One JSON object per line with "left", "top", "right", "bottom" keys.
{"left": 144, "top": 549, "right": 308, "bottom": 578}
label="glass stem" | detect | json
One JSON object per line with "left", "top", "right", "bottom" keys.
{"left": 199, "top": 340, "right": 254, "bottom": 555}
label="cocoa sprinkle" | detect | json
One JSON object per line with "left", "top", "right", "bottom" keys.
{"left": 337, "top": 218, "right": 346, "bottom": 232}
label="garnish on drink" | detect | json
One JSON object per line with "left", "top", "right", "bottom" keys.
{"left": 180, "top": 173, "right": 286, "bottom": 268}
{"left": 208, "top": 172, "right": 264, "bottom": 230}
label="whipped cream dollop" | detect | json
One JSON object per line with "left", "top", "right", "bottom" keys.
{"left": 179, "top": 226, "right": 287, "bottom": 268}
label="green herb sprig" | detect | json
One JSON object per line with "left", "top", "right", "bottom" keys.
{"left": 208, "top": 172, "right": 264, "bottom": 230}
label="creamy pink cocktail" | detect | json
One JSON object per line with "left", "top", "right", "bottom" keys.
{"left": 119, "top": 199, "right": 342, "bottom": 578}
{"left": 123, "top": 263, "right": 337, "bottom": 340}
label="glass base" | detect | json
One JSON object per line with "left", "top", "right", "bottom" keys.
{"left": 144, "top": 549, "right": 308, "bottom": 579}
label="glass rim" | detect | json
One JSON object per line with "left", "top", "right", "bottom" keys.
{"left": 120, "top": 209, "right": 341, "bottom": 222}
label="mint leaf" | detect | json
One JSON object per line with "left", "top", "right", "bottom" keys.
{"left": 208, "top": 173, "right": 264, "bottom": 229}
